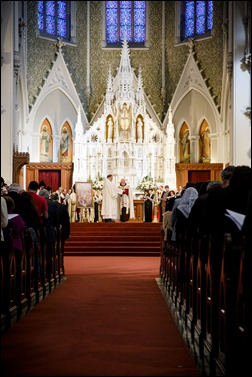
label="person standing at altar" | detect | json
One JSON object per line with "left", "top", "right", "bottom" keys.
{"left": 118, "top": 178, "right": 135, "bottom": 222}
{"left": 159, "top": 185, "right": 170, "bottom": 220}
{"left": 143, "top": 189, "right": 154, "bottom": 222}
{"left": 101, "top": 174, "right": 123, "bottom": 222}
{"left": 93, "top": 189, "right": 102, "bottom": 222}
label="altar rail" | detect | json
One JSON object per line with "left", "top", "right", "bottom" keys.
{"left": 159, "top": 227, "right": 251, "bottom": 376}
{"left": 0, "top": 225, "right": 65, "bottom": 333}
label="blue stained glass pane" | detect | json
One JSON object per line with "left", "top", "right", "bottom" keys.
{"left": 106, "top": 1, "right": 146, "bottom": 45}
{"left": 196, "top": 1, "right": 205, "bottom": 17}
{"left": 46, "top": 15, "right": 56, "bottom": 34}
{"left": 184, "top": 1, "right": 213, "bottom": 39}
{"left": 120, "top": 8, "right": 132, "bottom": 26}
{"left": 134, "top": 1, "right": 145, "bottom": 10}
{"left": 106, "top": 25, "right": 118, "bottom": 43}
{"left": 207, "top": 1, "right": 213, "bottom": 30}
{"left": 134, "top": 25, "right": 145, "bottom": 42}
{"left": 185, "top": 1, "right": 194, "bottom": 19}
{"left": 38, "top": 16, "right": 44, "bottom": 32}
{"left": 46, "top": 1, "right": 56, "bottom": 17}
{"left": 134, "top": 8, "right": 145, "bottom": 25}
{"left": 196, "top": 15, "right": 205, "bottom": 34}
{"left": 120, "top": 26, "right": 132, "bottom": 42}
{"left": 58, "top": 18, "right": 66, "bottom": 37}
{"left": 38, "top": 1, "right": 44, "bottom": 31}
{"left": 120, "top": 1, "right": 131, "bottom": 8}
{"left": 107, "top": 8, "right": 118, "bottom": 24}
{"left": 106, "top": 1, "right": 118, "bottom": 9}
{"left": 38, "top": 1, "right": 44, "bottom": 13}
{"left": 58, "top": 1, "right": 67, "bottom": 19}
{"left": 185, "top": 19, "right": 194, "bottom": 38}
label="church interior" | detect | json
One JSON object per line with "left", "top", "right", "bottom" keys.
{"left": 1, "top": 1, "right": 251, "bottom": 192}
{"left": 1, "top": 3, "right": 251, "bottom": 376}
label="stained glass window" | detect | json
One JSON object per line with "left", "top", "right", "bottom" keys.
{"left": 106, "top": 1, "right": 146, "bottom": 46}
{"left": 38, "top": 1, "right": 70, "bottom": 40}
{"left": 181, "top": 1, "right": 213, "bottom": 40}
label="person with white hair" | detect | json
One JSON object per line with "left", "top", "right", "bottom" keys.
{"left": 101, "top": 174, "right": 123, "bottom": 222}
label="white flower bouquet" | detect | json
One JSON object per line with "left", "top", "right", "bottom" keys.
{"left": 136, "top": 176, "right": 158, "bottom": 191}
{"left": 92, "top": 177, "right": 104, "bottom": 190}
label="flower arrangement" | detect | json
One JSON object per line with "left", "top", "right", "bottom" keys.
{"left": 92, "top": 177, "right": 104, "bottom": 190}
{"left": 136, "top": 176, "right": 158, "bottom": 191}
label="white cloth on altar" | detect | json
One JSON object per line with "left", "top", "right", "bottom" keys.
{"left": 101, "top": 178, "right": 123, "bottom": 220}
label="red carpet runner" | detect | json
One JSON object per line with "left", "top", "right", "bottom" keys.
{"left": 1, "top": 257, "right": 201, "bottom": 376}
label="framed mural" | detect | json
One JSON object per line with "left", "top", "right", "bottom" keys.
{"left": 75, "top": 182, "right": 93, "bottom": 208}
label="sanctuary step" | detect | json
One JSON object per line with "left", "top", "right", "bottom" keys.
{"left": 64, "top": 222, "right": 162, "bottom": 256}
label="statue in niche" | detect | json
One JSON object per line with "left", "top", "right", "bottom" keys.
{"left": 200, "top": 127, "right": 210, "bottom": 162}
{"left": 136, "top": 117, "right": 144, "bottom": 142}
{"left": 106, "top": 116, "right": 114, "bottom": 142}
{"left": 181, "top": 128, "right": 190, "bottom": 162}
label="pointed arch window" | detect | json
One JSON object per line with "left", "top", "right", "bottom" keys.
{"left": 180, "top": 1, "right": 213, "bottom": 42}
{"left": 105, "top": 1, "right": 147, "bottom": 48}
{"left": 37, "top": 1, "right": 76, "bottom": 44}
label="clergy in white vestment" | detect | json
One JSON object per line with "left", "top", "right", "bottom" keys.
{"left": 101, "top": 174, "right": 123, "bottom": 222}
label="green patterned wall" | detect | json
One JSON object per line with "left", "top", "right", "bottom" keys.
{"left": 26, "top": 1, "right": 223, "bottom": 123}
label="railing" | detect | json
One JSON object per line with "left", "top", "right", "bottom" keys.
{"left": 160, "top": 226, "right": 250, "bottom": 376}
{"left": 1, "top": 224, "right": 65, "bottom": 333}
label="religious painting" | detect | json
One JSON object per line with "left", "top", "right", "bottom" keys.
{"left": 40, "top": 119, "right": 53, "bottom": 162}
{"left": 60, "top": 122, "right": 72, "bottom": 163}
{"left": 75, "top": 182, "right": 93, "bottom": 208}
